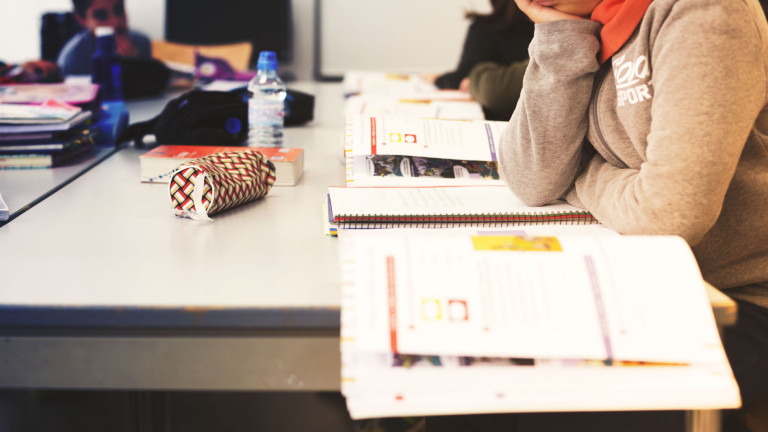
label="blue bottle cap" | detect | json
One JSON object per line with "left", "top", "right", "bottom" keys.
{"left": 256, "top": 51, "right": 278, "bottom": 71}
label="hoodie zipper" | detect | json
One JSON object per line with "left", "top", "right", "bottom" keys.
{"left": 590, "top": 65, "right": 628, "bottom": 168}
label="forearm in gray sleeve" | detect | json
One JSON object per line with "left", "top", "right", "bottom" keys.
{"left": 499, "top": 19, "right": 601, "bottom": 206}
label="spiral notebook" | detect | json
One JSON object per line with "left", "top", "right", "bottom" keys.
{"left": 327, "top": 186, "right": 596, "bottom": 231}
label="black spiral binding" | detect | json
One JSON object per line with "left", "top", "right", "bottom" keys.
{"left": 335, "top": 211, "right": 596, "bottom": 229}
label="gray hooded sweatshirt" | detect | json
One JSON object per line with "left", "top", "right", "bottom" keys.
{"left": 500, "top": 0, "right": 768, "bottom": 296}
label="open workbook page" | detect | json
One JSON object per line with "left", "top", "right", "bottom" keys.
{"left": 344, "top": 94, "right": 485, "bottom": 120}
{"left": 339, "top": 228, "right": 739, "bottom": 418}
{"left": 344, "top": 229, "right": 723, "bottom": 362}
{"left": 345, "top": 115, "right": 507, "bottom": 187}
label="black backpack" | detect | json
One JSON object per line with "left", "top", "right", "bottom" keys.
{"left": 120, "top": 87, "right": 315, "bottom": 148}
{"left": 120, "top": 90, "right": 247, "bottom": 147}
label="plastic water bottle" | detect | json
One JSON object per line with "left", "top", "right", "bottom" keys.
{"left": 248, "top": 51, "right": 287, "bottom": 147}
{"left": 91, "top": 26, "right": 123, "bottom": 101}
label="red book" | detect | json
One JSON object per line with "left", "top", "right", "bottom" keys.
{"left": 139, "top": 145, "right": 304, "bottom": 186}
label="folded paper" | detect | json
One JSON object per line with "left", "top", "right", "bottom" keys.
{"left": 170, "top": 149, "right": 275, "bottom": 221}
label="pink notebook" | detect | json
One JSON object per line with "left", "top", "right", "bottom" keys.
{"left": 0, "top": 83, "right": 99, "bottom": 106}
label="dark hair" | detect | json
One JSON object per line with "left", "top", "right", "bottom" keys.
{"left": 72, "top": 0, "right": 93, "bottom": 18}
{"left": 465, "top": 0, "right": 530, "bottom": 32}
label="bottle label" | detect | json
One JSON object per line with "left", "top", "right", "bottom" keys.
{"left": 249, "top": 99, "right": 284, "bottom": 127}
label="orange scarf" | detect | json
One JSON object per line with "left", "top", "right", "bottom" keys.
{"left": 591, "top": 0, "right": 653, "bottom": 63}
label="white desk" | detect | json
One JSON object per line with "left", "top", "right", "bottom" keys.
{"left": 0, "top": 147, "right": 116, "bottom": 223}
{"left": 0, "top": 82, "right": 349, "bottom": 391}
{"left": 0, "top": 92, "right": 172, "bottom": 224}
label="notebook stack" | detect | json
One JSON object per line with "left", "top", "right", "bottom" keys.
{"left": 0, "top": 190, "right": 8, "bottom": 221}
{"left": 0, "top": 101, "right": 97, "bottom": 169}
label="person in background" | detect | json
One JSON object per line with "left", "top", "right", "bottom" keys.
{"left": 465, "top": 58, "right": 529, "bottom": 121}
{"left": 497, "top": 0, "right": 768, "bottom": 430}
{"left": 57, "top": 0, "right": 151, "bottom": 75}
{"left": 0, "top": 60, "right": 62, "bottom": 83}
{"left": 422, "top": 0, "right": 534, "bottom": 119}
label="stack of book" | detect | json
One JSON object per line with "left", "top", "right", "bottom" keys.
{"left": 0, "top": 83, "right": 99, "bottom": 108}
{"left": 340, "top": 228, "right": 741, "bottom": 419}
{"left": 0, "top": 191, "right": 8, "bottom": 221}
{"left": 342, "top": 71, "right": 440, "bottom": 97}
{"left": 342, "top": 71, "right": 485, "bottom": 120}
{"left": 0, "top": 103, "right": 96, "bottom": 169}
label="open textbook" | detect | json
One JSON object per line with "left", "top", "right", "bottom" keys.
{"left": 344, "top": 94, "right": 485, "bottom": 121}
{"left": 339, "top": 228, "right": 740, "bottom": 419}
{"left": 342, "top": 71, "right": 442, "bottom": 96}
{"left": 345, "top": 115, "right": 507, "bottom": 187}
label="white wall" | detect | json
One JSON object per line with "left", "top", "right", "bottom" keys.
{"left": 0, "top": 0, "right": 164, "bottom": 64}
{"left": 1, "top": 0, "right": 72, "bottom": 64}
{"left": 0, "top": 0, "right": 472, "bottom": 81}
{"left": 318, "top": 0, "right": 488, "bottom": 77}
{"left": 127, "top": 0, "right": 165, "bottom": 40}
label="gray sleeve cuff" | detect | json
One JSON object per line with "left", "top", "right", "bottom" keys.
{"left": 535, "top": 19, "right": 602, "bottom": 37}
{"left": 529, "top": 20, "right": 602, "bottom": 72}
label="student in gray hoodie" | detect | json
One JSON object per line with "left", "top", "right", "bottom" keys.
{"left": 498, "top": 0, "right": 768, "bottom": 430}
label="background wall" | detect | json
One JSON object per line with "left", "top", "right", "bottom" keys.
{"left": 1, "top": 0, "right": 165, "bottom": 64}
{"left": 317, "top": 0, "right": 488, "bottom": 78}
{"left": 0, "top": 0, "right": 483, "bottom": 81}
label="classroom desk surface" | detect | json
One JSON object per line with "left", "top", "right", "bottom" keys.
{"left": 0, "top": 89, "right": 186, "bottom": 225}
{"left": 0, "top": 147, "right": 116, "bottom": 223}
{"left": 0, "top": 82, "right": 348, "bottom": 391}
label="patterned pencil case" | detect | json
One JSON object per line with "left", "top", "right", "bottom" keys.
{"left": 169, "top": 149, "right": 276, "bottom": 221}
